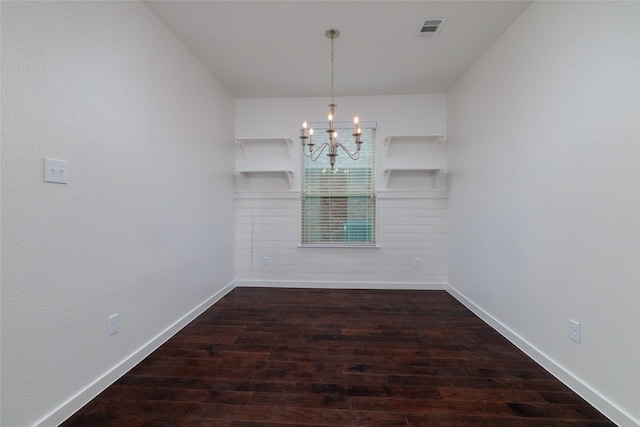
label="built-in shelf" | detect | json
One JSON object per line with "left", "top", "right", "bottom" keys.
{"left": 234, "top": 137, "right": 295, "bottom": 190}
{"left": 236, "top": 170, "right": 295, "bottom": 190}
{"left": 383, "top": 135, "right": 446, "bottom": 157}
{"left": 381, "top": 134, "right": 447, "bottom": 190}
{"left": 383, "top": 168, "right": 447, "bottom": 189}
{"left": 235, "top": 137, "right": 293, "bottom": 159}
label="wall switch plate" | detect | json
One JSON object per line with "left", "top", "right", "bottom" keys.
{"left": 108, "top": 313, "right": 119, "bottom": 336}
{"left": 413, "top": 258, "right": 421, "bottom": 268}
{"left": 44, "top": 158, "right": 68, "bottom": 184}
{"left": 263, "top": 257, "right": 270, "bottom": 266}
{"left": 569, "top": 319, "right": 580, "bottom": 343}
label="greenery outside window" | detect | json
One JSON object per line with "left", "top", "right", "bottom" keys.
{"left": 301, "top": 122, "right": 376, "bottom": 246}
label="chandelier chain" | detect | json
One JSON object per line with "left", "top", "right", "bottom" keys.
{"left": 300, "top": 29, "right": 362, "bottom": 170}
{"left": 330, "top": 33, "right": 334, "bottom": 104}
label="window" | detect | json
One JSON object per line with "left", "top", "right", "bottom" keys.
{"left": 301, "top": 122, "right": 376, "bottom": 246}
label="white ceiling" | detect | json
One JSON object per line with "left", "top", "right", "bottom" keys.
{"left": 144, "top": 1, "right": 531, "bottom": 99}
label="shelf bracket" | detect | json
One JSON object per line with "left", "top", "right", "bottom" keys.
{"left": 284, "top": 171, "right": 294, "bottom": 189}
{"left": 433, "top": 168, "right": 447, "bottom": 188}
{"left": 237, "top": 171, "right": 249, "bottom": 190}
{"left": 433, "top": 135, "right": 446, "bottom": 156}
{"left": 284, "top": 138, "right": 293, "bottom": 159}
{"left": 383, "top": 137, "right": 394, "bottom": 157}
{"left": 234, "top": 139, "right": 248, "bottom": 159}
{"left": 383, "top": 169, "right": 392, "bottom": 188}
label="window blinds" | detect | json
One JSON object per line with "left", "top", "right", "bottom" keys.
{"left": 301, "top": 123, "right": 376, "bottom": 245}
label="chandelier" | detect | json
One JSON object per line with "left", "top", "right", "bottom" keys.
{"left": 299, "top": 29, "right": 363, "bottom": 169}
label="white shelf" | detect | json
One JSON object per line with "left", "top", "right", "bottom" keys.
{"left": 383, "top": 168, "right": 447, "bottom": 188}
{"left": 381, "top": 134, "right": 447, "bottom": 190}
{"left": 236, "top": 154, "right": 294, "bottom": 176}
{"left": 236, "top": 170, "right": 295, "bottom": 190}
{"left": 382, "top": 154, "right": 446, "bottom": 171}
{"left": 383, "top": 135, "right": 446, "bottom": 157}
{"left": 234, "top": 137, "right": 295, "bottom": 190}
{"left": 235, "top": 137, "right": 293, "bottom": 159}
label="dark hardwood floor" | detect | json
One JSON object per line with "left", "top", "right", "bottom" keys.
{"left": 63, "top": 288, "right": 616, "bottom": 426}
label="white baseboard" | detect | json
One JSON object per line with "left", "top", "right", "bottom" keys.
{"left": 39, "top": 281, "right": 636, "bottom": 427}
{"left": 235, "top": 279, "right": 446, "bottom": 290}
{"left": 37, "top": 281, "right": 236, "bottom": 427}
{"left": 446, "top": 283, "right": 638, "bottom": 427}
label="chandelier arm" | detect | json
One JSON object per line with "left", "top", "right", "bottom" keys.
{"left": 302, "top": 147, "right": 314, "bottom": 158}
{"left": 308, "top": 143, "right": 329, "bottom": 162}
{"left": 336, "top": 142, "right": 361, "bottom": 160}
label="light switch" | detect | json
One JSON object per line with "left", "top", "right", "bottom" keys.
{"left": 44, "top": 158, "right": 68, "bottom": 184}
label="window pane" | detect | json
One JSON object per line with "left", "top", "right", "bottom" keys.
{"left": 301, "top": 125, "right": 376, "bottom": 245}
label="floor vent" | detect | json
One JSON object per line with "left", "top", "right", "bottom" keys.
{"left": 418, "top": 18, "right": 446, "bottom": 39}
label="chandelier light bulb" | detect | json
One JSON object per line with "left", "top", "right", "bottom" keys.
{"left": 354, "top": 116, "right": 361, "bottom": 137}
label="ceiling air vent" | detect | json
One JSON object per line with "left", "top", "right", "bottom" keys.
{"left": 417, "top": 17, "right": 446, "bottom": 39}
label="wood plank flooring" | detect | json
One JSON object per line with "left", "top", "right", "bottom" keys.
{"left": 62, "top": 288, "right": 616, "bottom": 426}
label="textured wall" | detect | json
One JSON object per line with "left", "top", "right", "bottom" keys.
{"left": 447, "top": 2, "right": 640, "bottom": 425}
{"left": 1, "top": 2, "right": 235, "bottom": 425}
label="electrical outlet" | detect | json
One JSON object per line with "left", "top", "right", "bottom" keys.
{"left": 44, "top": 158, "right": 68, "bottom": 184}
{"left": 569, "top": 319, "right": 580, "bottom": 343}
{"left": 413, "top": 258, "right": 421, "bottom": 268}
{"left": 263, "top": 257, "right": 270, "bottom": 266}
{"left": 108, "top": 313, "right": 119, "bottom": 336}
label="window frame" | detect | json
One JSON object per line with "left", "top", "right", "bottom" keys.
{"left": 300, "top": 121, "right": 377, "bottom": 248}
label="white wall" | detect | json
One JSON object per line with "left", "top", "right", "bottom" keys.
{"left": 0, "top": 2, "right": 235, "bottom": 426}
{"left": 235, "top": 95, "right": 448, "bottom": 287}
{"left": 447, "top": 2, "right": 639, "bottom": 425}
